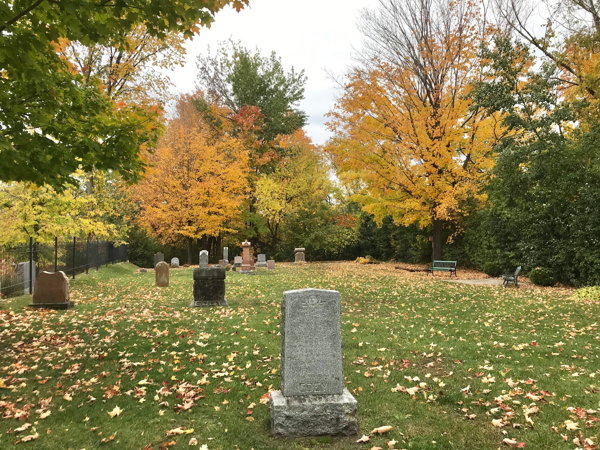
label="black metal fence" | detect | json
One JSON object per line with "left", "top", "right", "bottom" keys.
{"left": 0, "top": 237, "right": 128, "bottom": 299}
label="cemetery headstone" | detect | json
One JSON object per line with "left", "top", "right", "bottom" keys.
{"left": 234, "top": 256, "right": 242, "bottom": 267}
{"left": 155, "top": 261, "right": 169, "bottom": 287}
{"left": 154, "top": 252, "right": 164, "bottom": 267}
{"left": 256, "top": 254, "right": 268, "bottom": 268}
{"left": 223, "top": 247, "right": 229, "bottom": 264}
{"left": 199, "top": 250, "right": 209, "bottom": 269}
{"left": 190, "top": 267, "right": 228, "bottom": 307}
{"left": 171, "top": 257, "right": 180, "bottom": 268}
{"left": 139, "top": 268, "right": 148, "bottom": 273}
{"left": 219, "top": 259, "right": 226, "bottom": 268}
{"left": 29, "top": 271, "right": 73, "bottom": 309}
{"left": 269, "top": 288, "right": 358, "bottom": 436}
{"left": 241, "top": 241, "right": 253, "bottom": 273}
{"left": 17, "top": 261, "right": 36, "bottom": 295}
{"left": 294, "top": 248, "right": 306, "bottom": 264}
{"left": 268, "top": 260, "right": 276, "bottom": 270}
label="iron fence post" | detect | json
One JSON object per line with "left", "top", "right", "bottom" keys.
{"left": 28, "top": 237, "right": 33, "bottom": 294}
{"left": 72, "top": 237, "right": 76, "bottom": 280}
{"left": 86, "top": 236, "right": 90, "bottom": 274}
{"left": 54, "top": 237, "right": 58, "bottom": 272}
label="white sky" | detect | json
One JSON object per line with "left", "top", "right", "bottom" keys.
{"left": 167, "top": 0, "right": 373, "bottom": 146}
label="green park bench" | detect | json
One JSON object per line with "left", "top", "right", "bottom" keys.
{"left": 502, "top": 266, "right": 522, "bottom": 287}
{"left": 426, "top": 260, "right": 457, "bottom": 277}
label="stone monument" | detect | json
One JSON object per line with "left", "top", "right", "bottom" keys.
{"left": 199, "top": 250, "right": 209, "bottom": 269}
{"left": 190, "top": 267, "right": 228, "bottom": 307}
{"left": 294, "top": 248, "right": 306, "bottom": 264}
{"left": 155, "top": 261, "right": 169, "bottom": 287}
{"left": 154, "top": 252, "right": 164, "bottom": 267}
{"left": 233, "top": 256, "right": 242, "bottom": 268}
{"left": 171, "top": 257, "right": 180, "bottom": 268}
{"left": 29, "top": 271, "right": 73, "bottom": 309}
{"left": 256, "top": 254, "right": 268, "bottom": 268}
{"left": 241, "top": 241, "right": 254, "bottom": 273}
{"left": 223, "top": 247, "right": 229, "bottom": 264}
{"left": 17, "top": 261, "right": 36, "bottom": 295}
{"left": 219, "top": 259, "right": 226, "bottom": 268}
{"left": 268, "top": 260, "right": 276, "bottom": 270}
{"left": 269, "top": 289, "right": 358, "bottom": 437}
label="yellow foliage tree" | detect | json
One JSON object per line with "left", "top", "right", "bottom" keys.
{"left": 255, "top": 130, "right": 332, "bottom": 249}
{"left": 131, "top": 94, "right": 250, "bottom": 264}
{"left": 326, "top": 0, "right": 504, "bottom": 260}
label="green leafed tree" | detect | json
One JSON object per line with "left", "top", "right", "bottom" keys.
{"left": 0, "top": 0, "right": 248, "bottom": 189}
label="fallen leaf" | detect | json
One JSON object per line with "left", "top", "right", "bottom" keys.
{"left": 108, "top": 406, "right": 123, "bottom": 417}
{"left": 388, "top": 439, "right": 397, "bottom": 449}
{"left": 357, "top": 435, "right": 371, "bottom": 443}
{"left": 371, "top": 425, "right": 393, "bottom": 435}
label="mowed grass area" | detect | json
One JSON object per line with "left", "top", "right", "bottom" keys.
{"left": 0, "top": 262, "right": 598, "bottom": 450}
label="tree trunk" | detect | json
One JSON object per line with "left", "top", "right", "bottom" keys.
{"left": 187, "top": 237, "right": 193, "bottom": 265}
{"left": 432, "top": 218, "right": 443, "bottom": 262}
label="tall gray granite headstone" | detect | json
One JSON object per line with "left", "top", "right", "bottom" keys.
{"left": 154, "top": 252, "right": 164, "bottom": 267}
{"left": 155, "top": 261, "right": 169, "bottom": 287}
{"left": 256, "top": 254, "right": 268, "bottom": 268}
{"left": 199, "top": 250, "right": 209, "bottom": 269}
{"left": 223, "top": 247, "right": 229, "bottom": 264}
{"left": 170, "top": 257, "right": 180, "bottom": 268}
{"left": 269, "top": 288, "right": 358, "bottom": 437}
{"left": 190, "top": 267, "right": 228, "bottom": 307}
{"left": 17, "top": 261, "right": 36, "bottom": 295}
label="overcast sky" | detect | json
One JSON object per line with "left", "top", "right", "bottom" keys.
{"left": 167, "top": 0, "right": 373, "bottom": 146}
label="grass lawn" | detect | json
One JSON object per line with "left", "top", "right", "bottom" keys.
{"left": 0, "top": 262, "right": 598, "bottom": 450}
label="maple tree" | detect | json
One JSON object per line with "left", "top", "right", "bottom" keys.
{"left": 0, "top": 172, "right": 129, "bottom": 245}
{"left": 130, "top": 94, "right": 250, "bottom": 264}
{"left": 325, "top": 0, "right": 504, "bottom": 260}
{"left": 0, "top": 0, "right": 248, "bottom": 188}
{"left": 254, "top": 130, "right": 333, "bottom": 251}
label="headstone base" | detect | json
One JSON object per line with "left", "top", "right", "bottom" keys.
{"left": 256, "top": 262, "right": 268, "bottom": 268}
{"left": 240, "top": 270, "right": 256, "bottom": 275}
{"left": 269, "top": 389, "right": 358, "bottom": 437}
{"left": 293, "top": 261, "right": 307, "bottom": 265}
{"left": 29, "top": 301, "right": 75, "bottom": 310}
{"left": 189, "top": 299, "right": 228, "bottom": 307}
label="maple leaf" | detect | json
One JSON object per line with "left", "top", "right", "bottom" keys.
{"left": 16, "top": 432, "right": 39, "bottom": 443}
{"left": 108, "top": 406, "right": 123, "bottom": 417}
{"left": 388, "top": 439, "right": 397, "bottom": 449}
{"left": 357, "top": 435, "right": 371, "bottom": 443}
{"left": 492, "top": 419, "right": 505, "bottom": 427}
{"left": 371, "top": 425, "right": 393, "bottom": 435}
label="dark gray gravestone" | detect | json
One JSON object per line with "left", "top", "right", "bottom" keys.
{"left": 154, "top": 252, "right": 164, "bottom": 267}
{"left": 269, "top": 288, "right": 358, "bottom": 437}
{"left": 190, "top": 267, "right": 228, "bottom": 307}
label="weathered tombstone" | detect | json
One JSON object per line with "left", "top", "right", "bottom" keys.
{"left": 294, "top": 248, "right": 306, "bottom": 264}
{"left": 154, "top": 252, "right": 164, "bottom": 267}
{"left": 223, "top": 247, "right": 229, "bottom": 264}
{"left": 155, "top": 261, "right": 169, "bottom": 287}
{"left": 199, "top": 250, "right": 209, "bottom": 269}
{"left": 256, "top": 254, "right": 268, "bottom": 268}
{"left": 268, "top": 260, "right": 276, "bottom": 270}
{"left": 139, "top": 268, "right": 148, "bottom": 273}
{"left": 190, "top": 267, "right": 228, "bottom": 307}
{"left": 218, "top": 259, "right": 227, "bottom": 268}
{"left": 234, "top": 256, "right": 242, "bottom": 267}
{"left": 171, "top": 257, "right": 180, "bottom": 268}
{"left": 269, "top": 289, "right": 358, "bottom": 437}
{"left": 17, "top": 261, "right": 36, "bottom": 295}
{"left": 241, "top": 241, "right": 254, "bottom": 273}
{"left": 29, "top": 271, "right": 73, "bottom": 309}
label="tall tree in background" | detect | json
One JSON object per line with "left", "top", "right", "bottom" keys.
{"left": 326, "top": 0, "right": 503, "bottom": 260}
{"left": 255, "top": 130, "right": 333, "bottom": 252}
{"left": 196, "top": 42, "right": 307, "bottom": 173}
{"left": 0, "top": 0, "right": 248, "bottom": 188}
{"left": 130, "top": 94, "right": 250, "bottom": 264}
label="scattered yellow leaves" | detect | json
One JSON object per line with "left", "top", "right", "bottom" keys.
{"left": 108, "top": 406, "right": 123, "bottom": 417}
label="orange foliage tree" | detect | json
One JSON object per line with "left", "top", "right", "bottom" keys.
{"left": 325, "top": 0, "right": 504, "bottom": 260}
{"left": 131, "top": 94, "right": 250, "bottom": 264}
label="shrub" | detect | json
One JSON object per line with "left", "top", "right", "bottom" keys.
{"left": 529, "top": 267, "right": 556, "bottom": 286}
{"left": 482, "top": 262, "right": 504, "bottom": 277}
{"left": 570, "top": 286, "right": 600, "bottom": 302}
{"left": 355, "top": 256, "right": 376, "bottom": 265}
